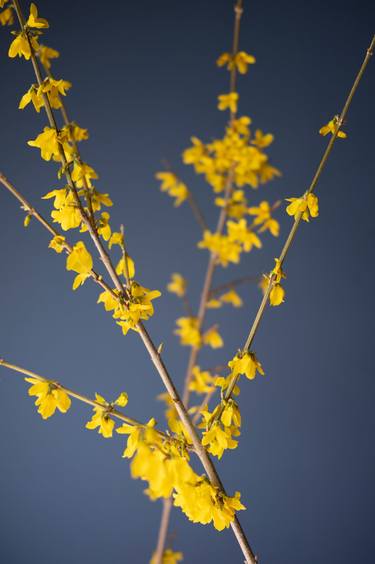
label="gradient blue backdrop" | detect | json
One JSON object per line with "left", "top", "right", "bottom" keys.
{"left": 1, "top": 0, "right": 374, "bottom": 562}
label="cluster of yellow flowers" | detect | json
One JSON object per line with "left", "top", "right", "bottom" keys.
{"left": 3, "top": 2, "right": 161, "bottom": 339}
{"left": 117, "top": 417, "right": 245, "bottom": 530}
{"left": 174, "top": 317, "right": 223, "bottom": 349}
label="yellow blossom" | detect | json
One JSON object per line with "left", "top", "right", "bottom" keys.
{"left": 71, "top": 161, "right": 98, "bottom": 189}
{"left": 207, "top": 298, "right": 222, "bottom": 309}
{"left": 217, "top": 92, "right": 239, "bottom": 113}
{"left": 37, "top": 77, "right": 72, "bottom": 110}
{"left": 202, "top": 326, "right": 223, "bottom": 349}
{"left": 26, "top": 3, "right": 49, "bottom": 29}
{"left": 116, "top": 282, "right": 161, "bottom": 335}
{"left": 19, "top": 84, "right": 44, "bottom": 112}
{"left": 319, "top": 116, "right": 347, "bottom": 138}
{"left": 167, "top": 273, "right": 187, "bottom": 297}
{"left": 267, "top": 258, "right": 286, "bottom": 306}
{"left": 66, "top": 241, "right": 93, "bottom": 290}
{"left": 228, "top": 351, "right": 264, "bottom": 380}
{"left": 48, "top": 235, "right": 66, "bottom": 253}
{"left": 9, "top": 32, "right": 39, "bottom": 60}
{"left": 215, "top": 190, "right": 248, "bottom": 219}
{"left": 217, "top": 51, "right": 255, "bottom": 74}
{"left": 188, "top": 366, "right": 216, "bottom": 394}
{"left": 0, "top": 7, "right": 13, "bottom": 26}
{"left": 269, "top": 283, "right": 285, "bottom": 306}
{"left": 91, "top": 190, "right": 112, "bottom": 212}
{"left": 69, "top": 122, "right": 89, "bottom": 142}
{"left": 156, "top": 172, "right": 188, "bottom": 207}
{"left": 97, "top": 289, "right": 120, "bottom": 312}
{"left": 85, "top": 393, "right": 125, "bottom": 438}
{"left": 227, "top": 219, "right": 262, "bottom": 252}
{"left": 175, "top": 317, "right": 201, "bottom": 348}
{"left": 252, "top": 129, "right": 274, "bottom": 148}
{"left": 220, "top": 289, "right": 243, "bottom": 307}
{"left": 286, "top": 193, "right": 319, "bottom": 221}
{"left": 38, "top": 44, "right": 59, "bottom": 69}
{"left": 198, "top": 231, "right": 241, "bottom": 267}
{"left": 25, "top": 377, "right": 71, "bottom": 419}
{"left": 150, "top": 549, "right": 183, "bottom": 564}
{"left": 28, "top": 127, "right": 61, "bottom": 161}
{"left": 43, "top": 188, "right": 82, "bottom": 231}
{"left": 201, "top": 421, "right": 238, "bottom": 459}
{"left": 174, "top": 479, "right": 245, "bottom": 531}
{"left": 115, "top": 254, "right": 136, "bottom": 280}
{"left": 248, "top": 200, "right": 280, "bottom": 236}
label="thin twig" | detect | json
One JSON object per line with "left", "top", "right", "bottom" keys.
{"left": 209, "top": 274, "right": 261, "bottom": 297}
{"left": 0, "top": 359, "right": 169, "bottom": 438}
{"left": 153, "top": 497, "right": 173, "bottom": 564}
{"left": 182, "top": 0, "right": 244, "bottom": 407}
{"left": 219, "top": 33, "right": 375, "bottom": 410}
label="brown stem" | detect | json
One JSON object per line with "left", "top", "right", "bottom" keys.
{"left": 209, "top": 274, "right": 261, "bottom": 297}
{"left": 0, "top": 359, "right": 169, "bottom": 438}
{"left": 153, "top": 497, "right": 173, "bottom": 564}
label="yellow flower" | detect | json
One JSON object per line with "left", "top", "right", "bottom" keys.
{"left": 91, "top": 190, "right": 112, "bottom": 212}
{"left": 96, "top": 211, "right": 111, "bottom": 241}
{"left": 85, "top": 393, "right": 126, "bottom": 438}
{"left": 150, "top": 549, "right": 183, "bottom": 564}
{"left": 248, "top": 200, "right": 280, "bottom": 237}
{"left": 174, "top": 479, "right": 245, "bottom": 531}
{"left": 71, "top": 162, "right": 98, "bottom": 189}
{"left": 26, "top": 3, "right": 49, "bottom": 29}
{"left": 9, "top": 32, "right": 39, "bottom": 60}
{"left": 37, "top": 77, "right": 72, "bottom": 110}
{"left": 189, "top": 366, "right": 216, "bottom": 394}
{"left": 217, "top": 92, "right": 239, "bottom": 113}
{"left": 19, "top": 84, "right": 44, "bottom": 112}
{"left": 267, "top": 258, "right": 286, "bottom": 306}
{"left": 216, "top": 51, "right": 255, "bottom": 74}
{"left": 202, "top": 326, "right": 223, "bottom": 349}
{"left": 220, "top": 289, "right": 243, "bottom": 307}
{"left": 215, "top": 190, "right": 248, "bottom": 219}
{"left": 28, "top": 127, "right": 61, "bottom": 161}
{"left": 198, "top": 231, "right": 242, "bottom": 267}
{"left": 97, "top": 289, "right": 120, "bottom": 312}
{"left": 228, "top": 351, "right": 264, "bottom": 380}
{"left": 227, "top": 219, "right": 262, "bottom": 252}
{"left": 116, "top": 282, "right": 161, "bottom": 335}
{"left": 286, "top": 193, "right": 319, "bottom": 221}
{"left": 48, "top": 235, "right": 66, "bottom": 253}
{"left": 37, "top": 44, "right": 59, "bottom": 69}
{"left": 207, "top": 298, "right": 222, "bottom": 309}
{"left": 175, "top": 317, "right": 201, "bottom": 348}
{"left": 66, "top": 241, "right": 93, "bottom": 290}
{"left": 167, "top": 273, "right": 187, "bottom": 297}
{"left": 0, "top": 7, "right": 13, "bottom": 26}
{"left": 25, "top": 377, "right": 71, "bottom": 419}
{"left": 319, "top": 116, "right": 346, "bottom": 138}
{"left": 156, "top": 171, "right": 188, "bottom": 207}
{"left": 43, "top": 188, "right": 82, "bottom": 231}
{"left": 201, "top": 422, "right": 238, "bottom": 459}
{"left": 252, "top": 129, "right": 274, "bottom": 148}
{"left": 69, "top": 122, "right": 89, "bottom": 142}
{"left": 269, "top": 283, "right": 285, "bottom": 306}
{"left": 115, "top": 254, "right": 136, "bottom": 280}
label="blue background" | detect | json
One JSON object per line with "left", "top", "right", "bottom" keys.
{"left": 0, "top": 0, "right": 374, "bottom": 562}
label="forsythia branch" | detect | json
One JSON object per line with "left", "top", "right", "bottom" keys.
{"left": 218, "top": 33, "right": 375, "bottom": 414}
